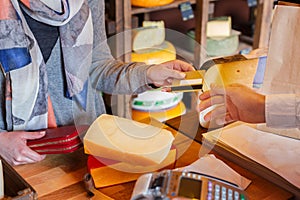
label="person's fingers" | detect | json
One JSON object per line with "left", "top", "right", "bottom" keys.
{"left": 199, "top": 84, "right": 225, "bottom": 100}
{"left": 162, "top": 60, "right": 195, "bottom": 72}
{"left": 12, "top": 156, "right": 36, "bottom": 166}
{"left": 198, "top": 96, "right": 224, "bottom": 112}
{"left": 161, "top": 87, "right": 171, "bottom": 92}
{"left": 25, "top": 147, "right": 46, "bottom": 161}
{"left": 209, "top": 84, "right": 226, "bottom": 96}
{"left": 22, "top": 130, "right": 46, "bottom": 140}
{"left": 199, "top": 90, "right": 212, "bottom": 100}
{"left": 12, "top": 147, "right": 46, "bottom": 166}
{"left": 164, "top": 68, "right": 186, "bottom": 80}
{"left": 202, "top": 104, "right": 226, "bottom": 122}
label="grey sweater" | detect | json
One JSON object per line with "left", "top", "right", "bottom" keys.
{"left": 0, "top": 0, "right": 150, "bottom": 131}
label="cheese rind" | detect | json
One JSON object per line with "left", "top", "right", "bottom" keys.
{"left": 83, "top": 114, "right": 174, "bottom": 166}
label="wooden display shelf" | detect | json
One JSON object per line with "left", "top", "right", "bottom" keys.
{"left": 105, "top": 0, "right": 273, "bottom": 118}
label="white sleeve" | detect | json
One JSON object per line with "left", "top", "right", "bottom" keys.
{"left": 265, "top": 94, "right": 300, "bottom": 128}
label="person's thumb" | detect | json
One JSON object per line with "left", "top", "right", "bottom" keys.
{"left": 164, "top": 68, "right": 186, "bottom": 80}
{"left": 23, "top": 131, "right": 46, "bottom": 140}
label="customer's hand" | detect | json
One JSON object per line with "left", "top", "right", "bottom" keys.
{"left": 146, "top": 59, "right": 195, "bottom": 87}
{"left": 197, "top": 83, "right": 266, "bottom": 125}
{"left": 0, "top": 131, "right": 46, "bottom": 165}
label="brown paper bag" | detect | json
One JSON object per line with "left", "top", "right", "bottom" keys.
{"left": 261, "top": 5, "right": 300, "bottom": 94}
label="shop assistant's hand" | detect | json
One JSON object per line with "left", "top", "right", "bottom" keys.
{"left": 0, "top": 131, "right": 46, "bottom": 165}
{"left": 146, "top": 59, "right": 195, "bottom": 87}
{"left": 197, "top": 83, "right": 266, "bottom": 125}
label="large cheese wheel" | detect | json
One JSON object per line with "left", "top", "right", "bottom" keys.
{"left": 131, "top": 41, "right": 176, "bottom": 65}
{"left": 131, "top": 0, "right": 174, "bottom": 8}
{"left": 83, "top": 114, "right": 174, "bottom": 166}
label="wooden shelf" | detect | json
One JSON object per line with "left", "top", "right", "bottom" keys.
{"left": 106, "top": 0, "right": 273, "bottom": 117}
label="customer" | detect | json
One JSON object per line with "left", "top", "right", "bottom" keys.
{"left": 198, "top": 83, "right": 300, "bottom": 129}
{"left": 0, "top": 0, "right": 194, "bottom": 165}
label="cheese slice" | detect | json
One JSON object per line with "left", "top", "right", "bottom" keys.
{"left": 0, "top": 160, "right": 3, "bottom": 199}
{"left": 83, "top": 114, "right": 174, "bottom": 166}
{"left": 131, "top": 41, "right": 176, "bottom": 65}
{"left": 131, "top": 0, "right": 174, "bottom": 8}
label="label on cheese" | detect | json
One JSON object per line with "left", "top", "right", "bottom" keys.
{"left": 83, "top": 114, "right": 174, "bottom": 167}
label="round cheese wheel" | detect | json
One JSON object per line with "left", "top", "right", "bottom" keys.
{"left": 131, "top": 41, "right": 176, "bottom": 65}
{"left": 131, "top": 0, "right": 174, "bottom": 7}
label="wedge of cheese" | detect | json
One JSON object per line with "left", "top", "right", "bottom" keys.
{"left": 83, "top": 114, "right": 174, "bottom": 166}
{"left": 132, "top": 21, "right": 165, "bottom": 52}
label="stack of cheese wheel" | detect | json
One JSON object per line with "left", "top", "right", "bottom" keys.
{"left": 131, "top": 21, "right": 185, "bottom": 121}
{"left": 131, "top": 0, "right": 174, "bottom": 7}
{"left": 131, "top": 21, "right": 176, "bottom": 64}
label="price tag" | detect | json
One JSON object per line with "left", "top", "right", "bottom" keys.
{"left": 179, "top": 2, "right": 194, "bottom": 21}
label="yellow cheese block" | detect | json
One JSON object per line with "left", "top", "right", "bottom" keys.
{"left": 131, "top": 41, "right": 176, "bottom": 65}
{"left": 131, "top": 0, "right": 174, "bottom": 7}
{"left": 83, "top": 114, "right": 174, "bottom": 166}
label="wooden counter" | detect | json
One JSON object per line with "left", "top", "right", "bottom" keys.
{"left": 13, "top": 114, "right": 294, "bottom": 200}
